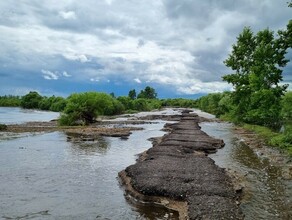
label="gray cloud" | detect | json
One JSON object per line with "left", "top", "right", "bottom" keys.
{"left": 0, "top": 0, "right": 291, "bottom": 95}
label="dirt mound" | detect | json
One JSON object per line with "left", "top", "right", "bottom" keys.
{"left": 120, "top": 113, "right": 243, "bottom": 219}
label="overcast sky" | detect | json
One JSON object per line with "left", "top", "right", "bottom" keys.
{"left": 0, "top": 0, "right": 291, "bottom": 98}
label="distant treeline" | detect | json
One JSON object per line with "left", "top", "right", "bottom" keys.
{"left": 0, "top": 86, "right": 197, "bottom": 125}
{"left": 0, "top": 95, "right": 21, "bottom": 107}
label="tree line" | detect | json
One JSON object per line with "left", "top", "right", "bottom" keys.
{"left": 0, "top": 95, "right": 21, "bottom": 107}
{"left": 0, "top": 86, "right": 197, "bottom": 125}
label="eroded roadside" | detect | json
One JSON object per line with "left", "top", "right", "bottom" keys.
{"left": 119, "top": 110, "right": 244, "bottom": 220}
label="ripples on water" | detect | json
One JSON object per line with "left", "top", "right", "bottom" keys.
{"left": 0, "top": 110, "right": 179, "bottom": 220}
{"left": 1, "top": 108, "right": 292, "bottom": 219}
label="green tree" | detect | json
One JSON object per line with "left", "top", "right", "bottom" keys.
{"left": 132, "top": 98, "right": 149, "bottom": 111}
{"left": 59, "top": 92, "right": 122, "bottom": 125}
{"left": 117, "top": 96, "right": 133, "bottom": 110}
{"left": 0, "top": 95, "right": 21, "bottom": 107}
{"left": 20, "top": 91, "right": 43, "bottom": 109}
{"left": 110, "top": 92, "right": 115, "bottom": 98}
{"left": 223, "top": 26, "right": 290, "bottom": 128}
{"left": 38, "top": 96, "right": 67, "bottom": 112}
{"left": 128, "top": 89, "right": 136, "bottom": 100}
{"left": 137, "top": 86, "right": 157, "bottom": 99}
{"left": 50, "top": 97, "right": 67, "bottom": 112}
{"left": 281, "top": 91, "right": 292, "bottom": 123}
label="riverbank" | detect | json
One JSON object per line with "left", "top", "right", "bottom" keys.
{"left": 233, "top": 126, "right": 292, "bottom": 180}
{"left": 119, "top": 111, "right": 243, "bottom": 219}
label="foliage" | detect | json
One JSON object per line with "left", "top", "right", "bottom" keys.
{"left": 0, "top": 95, "right": 21, "bottom": 107}
{"left": 244, "top": 124, "right": 292, "bottom": 156}
{"left": 118, "top": 96, "right": 163, "bottom": 112}
{"left": 161, "top": 98, "right": 197, "bottom": 108}
{"left": 0, "top": 124, "right": 7, "bottom": 131}
{"left": 222, "top": 26, "right": 290, "bottom": 129}
{"left": 59, "top": 92, "right": 122, "bottom": 125}
{"left": 39, "top": 96, "right": 67, "bottom": 112}
{"left": 147, "top": 99, "right": 162, "bottom": 110}
{"left": 137, "top": 86, "right": 157, "bottom": 99}
{"left": 20, "top": 91, "right": 43, "bottom": 109}
{"left": 196, "top": 92, "right": 234, "bottom": 118}
{"left": 128, "top": 89, "right": 136, "bottom": 100}
{"left": 117, "top": 96, "right": 133, "bottom": 110}
{"left": 131, "top": 98, "right": 149, "bottom": 111}
{"left": 281, "top": 91, "right": 292, "bottom": 122}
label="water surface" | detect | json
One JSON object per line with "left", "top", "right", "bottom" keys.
{"left": 0, "top": 107, "right": 59, "bottom": 124}
{"left": 2, "top": 108, "right": 291, "bottom": 219}
{"left": 201, "top": 122, "right": 292, "bottom": 220}
{"left": 0, "top": 109, "right": 179, "bottom": 220}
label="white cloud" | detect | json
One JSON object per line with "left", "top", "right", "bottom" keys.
{"left": 104, "top": 0, "right": 114, "bottom": 5}
{"left": 41, "top": 69, "right": 59, "bottom": 80}
{"left": 177, "top": 81, "right": 232, "bottom": 94}
{"left": 62, "top": 71, "right": 71, "bottom": 77}
{"left": 58, "top": 11, "right": 77, "bottom": 20}
{"left": 79, "top": 54, "right": 89, "bottom": 63}
{"left": 90, "top": 78, "right": 99, "bottom": 82}
{"left": 63, "top": 53, "right": 89, "bottom": 63}
{"left": 134, "top": 78, "right": 141, "bottom": 83}
{"left": 0, "top": 0, "right": 291, "bottom": 96}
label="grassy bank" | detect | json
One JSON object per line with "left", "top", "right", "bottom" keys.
{"left": 242, "top": 124, "right": 292, "bottom": 156}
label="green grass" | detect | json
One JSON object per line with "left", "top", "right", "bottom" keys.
{"left": 124, "top": 109, "right": 139, "bottom": 114}
{"left": 243, "top": 123, "right": 292, "bottom": 156}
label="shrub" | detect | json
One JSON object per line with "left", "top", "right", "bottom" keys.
{"left": 0, "top": 124, "right": 7, "bottom": 131}
{"left": 59, "top": 92, "right": 123, "bottom": 126}
{"left": 20, "top": 91, "right": 43, "bottom": 109}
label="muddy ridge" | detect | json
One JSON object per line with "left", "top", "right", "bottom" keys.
{"left": 119, "top": 111, "right": 243, "bottom": 219}
{"left": 5, "top": 121, "right": 143, "bottom": 139}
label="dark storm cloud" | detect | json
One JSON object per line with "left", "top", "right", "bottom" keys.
{"left": 0, "top": 0, "right": 291, "bottom": 95}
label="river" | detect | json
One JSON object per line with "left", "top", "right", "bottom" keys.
{"left": 0, "top": 107, "right": 60, "bottom": 125}
{"left": 0, "top": 107, "right": 291, "bottom": 219}
{"left": 0, "top": 107, "right": 178, "bottom": 219}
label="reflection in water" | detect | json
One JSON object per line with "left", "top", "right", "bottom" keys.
{"left": 234, "top": 142, "right": 289, "bottom": 219}
{"left": 2, "top": 108, "right": 292, "bottom": 219}
{"left": 68, "top": 136, "right": 110, "bottom": 155}
{"left": 0, "top": 132, "right": 38, "bottom": 142}
{"left": 0, "top": 116, "right": 180, "bottom": 219}
{"left": 201, "top": 122, "right": 292, "bottom": 220}
{"left": 126, "top": 198, "right": 179, "bottom": 220}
